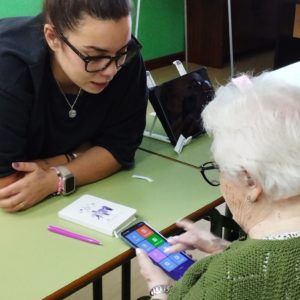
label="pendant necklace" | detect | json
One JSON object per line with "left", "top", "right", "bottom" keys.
{"left": 55, "top": 80, "right": 82, "bottom": 118}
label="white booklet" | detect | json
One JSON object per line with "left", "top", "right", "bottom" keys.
{"left": 58, "top": 194, "right": 137, "bottom": 237}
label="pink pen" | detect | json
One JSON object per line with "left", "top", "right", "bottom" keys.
{"left": 48, "top": 225, "right": 101, "bottom": 245}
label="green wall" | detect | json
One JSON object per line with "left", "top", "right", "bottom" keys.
{"left": 132, "top": 0, "right": 185, "bottom": 60}
{"left": 0, "top": 0, "right": 185, "bottom": 61}
{"left": 0, "top": 0, "right": 42, "bottom": 17}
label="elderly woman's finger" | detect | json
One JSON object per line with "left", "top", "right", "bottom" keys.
{"left": 136, "top": 248, "right": 160, "bottom": 281}
{"left": 167, "top": 235, "right": 187, "bottom": 246}
{"left": 166, "top": 235, "right": 195, "bottom": 252}
{"left": 164, "top": 243, "right": 187, "bottom": 253}
{"left": 136, "top": 248, "right": 152, "bottom": 268}
{"left": 176, "top": 219, "right": 194, "bottom": 231}
{"left": 167, "top": 236, "right": 179, "bottom": 244}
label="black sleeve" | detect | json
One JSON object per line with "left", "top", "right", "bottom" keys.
{"left": 91, "top": 54, "right": 148, "bottom": 168}
{"left": 0, "top": 84, "right": 32, "bottom": 177}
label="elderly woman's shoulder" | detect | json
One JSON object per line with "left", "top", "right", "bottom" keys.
{"left": 224, "top": 235, "right": 300, "bottom": 259}
{"left": 194, "top": 236, "right": 300, "bottom": 280}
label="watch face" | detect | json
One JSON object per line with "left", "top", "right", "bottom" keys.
{"left": 64, "top": 175, "right": 75, "bottom": 195}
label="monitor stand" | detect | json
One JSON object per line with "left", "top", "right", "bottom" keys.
{"left": 143, "top": 114, "right": 170, "bottom": 143}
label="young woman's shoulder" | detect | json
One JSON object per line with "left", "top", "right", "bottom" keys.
{"left": 0, "top": 15, "right": 48, "bottom": 93}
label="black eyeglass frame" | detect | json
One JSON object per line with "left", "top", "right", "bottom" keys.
{"left": 199, "top": 161, "right": 220, "bottom": 186}
{"left": 56, "top": 31, "right": 142, "bottom": 73}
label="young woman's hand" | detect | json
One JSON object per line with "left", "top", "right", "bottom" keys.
{"left": 136, "top": 248, "right": 173, "bottom": 294}
{"left": 0, "top": 162, "right": 57, "bottom": 212}
{"left": 165, "top": 219, "right": 230, "bottom": 255}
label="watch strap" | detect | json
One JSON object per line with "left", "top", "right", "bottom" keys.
{"left": 55, "top": 165, "right": 72, "bottom": 177}
{"left": 51, "top": 165, "right": 75, "bottom": 195}
{"left": 149, "top": 284, "right": 172, "bottom": 296}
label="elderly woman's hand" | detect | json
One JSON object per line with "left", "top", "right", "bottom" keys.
{"left": 165, "top": 219, "right": 230, "bottom": 255}
{"left": 136, "top": 248, "right": 173, "bottom": 295}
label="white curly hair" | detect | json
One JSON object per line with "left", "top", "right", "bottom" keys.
{"left": 202, "top": 72, "right": 300, "bottom": 200}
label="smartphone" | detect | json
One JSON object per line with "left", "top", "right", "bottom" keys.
{"left": 120, "top": 221, "right": 195, "bottom": 280}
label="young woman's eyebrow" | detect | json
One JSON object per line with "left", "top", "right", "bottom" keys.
{"left": 83, "top": 42, "right": 129, "bottom": 53}
{"left": 83, "top": 45, "right": 109, "bottom": 52}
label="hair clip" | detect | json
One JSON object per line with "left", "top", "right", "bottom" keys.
{"left": 232, "top": 74, "right": 252, "bottom": 91}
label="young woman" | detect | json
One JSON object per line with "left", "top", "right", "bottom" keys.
{"left": 0, "top": 0, "right": 147, "bottom": 212}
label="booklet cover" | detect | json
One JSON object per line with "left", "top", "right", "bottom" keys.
{"left": 58, "top": 194, "right": 137, "bottom": 237}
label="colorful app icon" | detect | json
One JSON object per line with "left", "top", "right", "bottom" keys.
{"left": 136, "top": 225, "right": 154, "bottom": 238}
{"left": 125, "top": 231, "right": 144, "bottom": 244}
{"left": 169, "top": 253, "right": 188, "bottom": 265}
{"left": 159, "top": 257, "right": 177, "bottom": 272}
{"left": 148, "top": 249, "right": 167, "bottom": 263}
{"left": 137, "top": 240, "right": 155, "bottom": 253}
{"left": 147, "top": 233, "right": 164, "bottom": 247}
{"left": 158, "top": 242, "right": 171, "bottom": 253}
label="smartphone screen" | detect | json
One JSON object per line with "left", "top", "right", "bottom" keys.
{"left": 120, "top": 221, "right": 194, "bottom": 280}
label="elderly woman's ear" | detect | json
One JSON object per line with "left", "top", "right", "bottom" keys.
{"left": 243, "top": 170, "right": 262, "bottom": 203}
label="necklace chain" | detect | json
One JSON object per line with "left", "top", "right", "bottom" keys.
{"left": 55, "top": 80, "right": 82, "bottom": 118}
{"left": 263, "top": 231, "right": 300, "bottom": 240}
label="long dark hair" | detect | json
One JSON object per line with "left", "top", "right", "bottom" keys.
{"left": 42, "top": 0, "right": 132, "bottom": 33}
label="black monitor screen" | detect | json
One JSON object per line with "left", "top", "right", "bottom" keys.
{"left": 149, "top": 68, "right": 214, "bottom": 145}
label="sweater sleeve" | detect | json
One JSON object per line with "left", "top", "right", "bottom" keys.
{"left": 167, "top": 255, "right": 215, "bottom": 300}
{"left": 150, "top": 255, "right": 216, "bottom": 300}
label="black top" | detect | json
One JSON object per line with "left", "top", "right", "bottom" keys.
{"left": 0, "top": 15, "right": 148, "bottom": 177}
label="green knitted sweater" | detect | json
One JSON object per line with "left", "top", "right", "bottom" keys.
{"left": 162, "top": 237, "right": 300, "bottom": 299}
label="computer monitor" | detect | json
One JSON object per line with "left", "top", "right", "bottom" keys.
{"left": 148, "top": 67, "right": 214, "bottom": 145}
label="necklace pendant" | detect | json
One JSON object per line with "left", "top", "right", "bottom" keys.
{"left": 69, "top": 109, "right": 77, "bottom": 118}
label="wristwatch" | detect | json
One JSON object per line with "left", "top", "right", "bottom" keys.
{"left": 53, "top": 165, "right": 76, "bottom": 195}
{"left": 149, "top": 284, "right": 173, "bottom": 296}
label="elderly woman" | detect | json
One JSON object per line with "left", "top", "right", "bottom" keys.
{"left": 136, "top": 73, "right": 300, "bottom": 299}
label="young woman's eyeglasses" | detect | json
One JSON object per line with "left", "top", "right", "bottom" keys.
{"left": 199, "top": 161, "right": 220, "bottom": 186}
{"left": 57, "top": 32, "right": 142, "bottom": 73}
